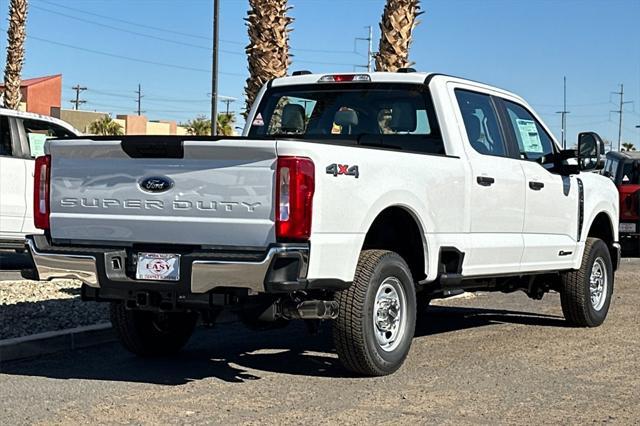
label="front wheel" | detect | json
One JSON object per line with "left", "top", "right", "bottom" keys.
{"left": 560, "top": 238, "right": 614, "bottom": 327}
{"left": 110, "top": 302, "right": 198, "bottom": 356}
{"left": 333, "top": 250, "right": 416, "bottom": 376}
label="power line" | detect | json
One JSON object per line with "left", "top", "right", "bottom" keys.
{"left": 4, "top": 29, "right": 246, "bottom": 76}
{"left": 70, "top": 84, "right": 87, "bottom": 110}
{"left": 35, "top": 0, "right": 357, "bottom": 56}
{"left": 31, "top": 6, "right": 356, "bottom": 67}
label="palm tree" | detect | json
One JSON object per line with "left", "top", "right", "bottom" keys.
{"left": 622, "top": 142, "right": 636, "bottom": 152}
{"left": 217, "top": 113, "right": 235, "bottom": 136}
{"left": 88, "top": 116, "right": 124, "bottom": 136}
{"left": 244, "top": 0, "right": 293, "bottom": 115}
{"left": 2, "top": 0, "right": 29, "bottom": 110}
{"left": 186, "top": 115, "right": 212, "bottom": 136}
{"left": 375, "top": 0, "right": 423, "bottom": 72}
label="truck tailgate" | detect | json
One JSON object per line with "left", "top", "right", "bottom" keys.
{"left": 47, "top": 138, "right": 277, "bottom": 247}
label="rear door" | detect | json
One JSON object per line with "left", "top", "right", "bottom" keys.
{"left": 0, "top": 115, "right": 28, "bottom": 239}
{"left": 498, "top": 99, "right": 578, "bottom": 271}
{"left": 47, "top": 138, "right": 278, "bottom": 248}
{"left": 453, "top": 88, "right": 526, "bottom": 276}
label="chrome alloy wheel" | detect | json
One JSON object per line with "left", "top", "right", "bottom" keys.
{"left": 589, "top": 257, "right": 608, "bottom": 311}
{"left": 373, "top": 277, "right": 408, "bottom": 352}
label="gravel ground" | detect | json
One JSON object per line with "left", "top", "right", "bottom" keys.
{"left": 0, "top": 279, "right": 109, "bottom": 339}
{"left": 1, "top": 260, "right": 639, "bottom": 424}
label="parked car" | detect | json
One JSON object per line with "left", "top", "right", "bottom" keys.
{"left": 23, "top": 71, "right": 619, "bottom": 376}
{"left": 603, "top": 150, "right": 640, "bottom": 256}
{"left": 0, "top": 108, "right": 80, "bottom": 250}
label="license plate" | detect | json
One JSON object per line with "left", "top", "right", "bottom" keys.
{"left": 136, "top": 253, "right": 180, "bottom": 281}
{"left": 619, "top": 223, "right": 637, "bottom": 233}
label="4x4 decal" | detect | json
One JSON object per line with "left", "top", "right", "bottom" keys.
{"left": 326, "top": 164, "right": 359, "bottom": 178}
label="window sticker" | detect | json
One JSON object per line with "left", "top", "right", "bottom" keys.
{"left": 516, "top": 119, "right": 543, "bottom": 153}
{"left": 28, "top": 133, "right": 49, "bottom": 157}
{"left": 252, "top": 113, "right": 264, "bottom": 127}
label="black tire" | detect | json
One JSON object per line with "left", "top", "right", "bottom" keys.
{"left": 560, "top": 238, "right": 614, "bottom": 327}
{"left": 110, "top": 302, "right": 198, "bottom": 356}
{"left": 333, "top": 250, "right": 417, "bottom": 376}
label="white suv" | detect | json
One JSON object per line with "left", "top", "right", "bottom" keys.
{"left": 0, "top": 108, "right": 79, "bottom": 250}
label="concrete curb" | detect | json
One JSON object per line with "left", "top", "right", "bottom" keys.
{"left": 0, "top": 323, "right": 115, "bottom": 363}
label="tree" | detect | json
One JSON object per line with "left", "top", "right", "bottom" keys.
{"left": 375, "top": 0, "right": 423, "bottom": 72}
{"left": 186, "top": 115, "right": 212, "bottom": 136}
{"left": 216, "top": 113, "right": 235, "bottom": 136}
{"left": 88, "top": 116, "right": 124, "bottom": 136}
{"left": 244, "top": 0, "right": 293, "bottom": 115}
{"left": 2, "top": 0, "right": 28, "bottom": 110}
{"left": 186, "top": 114, "right": 235, "bottom": 136}
{"left": 622, "top": 142, "right": 636, "bottom": 152}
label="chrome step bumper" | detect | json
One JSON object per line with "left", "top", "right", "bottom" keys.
{"left": 25, "top": 236, "right": 309, "bottom": 294}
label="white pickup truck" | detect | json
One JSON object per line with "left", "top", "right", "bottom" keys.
{"left": 0, "top": 108, "right": 79, "bottom": 250}
{"left": 24, "top": 71, "right": 619, "bottom": 376}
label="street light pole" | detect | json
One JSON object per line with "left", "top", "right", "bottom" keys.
{"left": 211, "top": 0, "right": 220, "bottom": 136}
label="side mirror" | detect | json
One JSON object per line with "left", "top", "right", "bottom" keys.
{"left": 578, "top": 132, "right": 605, "bottom": 171}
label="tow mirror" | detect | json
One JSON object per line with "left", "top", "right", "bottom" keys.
{"left": 577, "top": 132, "right": 605, "bottom": 171}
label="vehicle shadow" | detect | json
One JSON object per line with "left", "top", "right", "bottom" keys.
{"left": 0, "top": 305, "right": 566, "bottom": 385}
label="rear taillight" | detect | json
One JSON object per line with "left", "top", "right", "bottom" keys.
{"left": 276, "top": 156, "right": 315, "bottom": 241}
{"left": 34, "top": 155, "right": 51, "bottom": 230}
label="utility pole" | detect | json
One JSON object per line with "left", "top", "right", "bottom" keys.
{"left": 135, "top": 84, "right": 144, "bottom": 116}
{"left": 221, "top": 98, "right": 234, "bottom": 117}
{"left": 355, "top": 26, "right": 374, "bottom": 72}
{"left": 555, "top": 76, "right": 570, "bottom": 149}
{"left": 211, "top": 0, "right": 220, "bottom": 135}
{"left": 70, "top": 85, "right": 87, "bottom": 110}
{"left": 611, "top": 84, "right": 633, "bottom": 152}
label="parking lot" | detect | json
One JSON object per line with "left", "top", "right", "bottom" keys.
{"left": 0, "top": 259, "right": 637, "bottom": 424}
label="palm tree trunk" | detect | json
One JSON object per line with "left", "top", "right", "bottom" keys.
{"left": 375, "top": 0, "right": 422, "bottom": 72}
{"left": 244, "top": 0, "right": 292, "bottom": 115}
{"left": 3, "top": 0, "right": 28, "bottom": 110}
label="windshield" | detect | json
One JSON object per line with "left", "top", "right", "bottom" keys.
{"left": 248, "top": 83, "right": 444, "bottom": 155}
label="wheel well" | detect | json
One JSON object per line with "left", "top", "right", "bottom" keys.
{"left": 587, "top": 212, "right": 618, "bottom": 269}
{"left": 362, "top": 207, "right": 425, "bottom": 281}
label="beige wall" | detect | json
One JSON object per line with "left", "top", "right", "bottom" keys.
{"left": 53, "top": 108, "right": 108, "bottom": 133}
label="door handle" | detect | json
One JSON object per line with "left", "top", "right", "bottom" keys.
{"left": 529, "top": 181, "right": 544, "bottom": 190}
{"left": 476, "top": 176, "right": 495, "bottom": 186}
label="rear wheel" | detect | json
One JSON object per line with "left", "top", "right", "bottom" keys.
{"left": 110, "top": 302, "right": 198, "bottom": 356}
{"left": 560, "top": 238, "right": 614, "bottom": 327}
{"left": 333, "top": 250, "right": 416, "bottom": 376}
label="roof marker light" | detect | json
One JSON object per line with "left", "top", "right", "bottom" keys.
{"left": 318, "top": 74, "right": 371, "bottom": 83}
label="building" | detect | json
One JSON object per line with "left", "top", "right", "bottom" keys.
{"left": 2, "top": 74, "right": 189, "bottom": 135}
{"left": 0, "top": 74, "right": 62, "bottom": 116}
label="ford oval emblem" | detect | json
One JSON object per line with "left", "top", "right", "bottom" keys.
{"left": 139, "top": 176, "right": 174, "bottom": 193}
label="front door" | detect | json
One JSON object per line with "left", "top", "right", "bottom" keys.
{"left": 500, "top": 99, "right": 578, "bottom": 271}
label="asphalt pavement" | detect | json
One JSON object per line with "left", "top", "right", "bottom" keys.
{"left": 1, "top": 260, "right": 639, "bottom": 424}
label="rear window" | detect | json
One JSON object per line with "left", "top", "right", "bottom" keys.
{"left": 248, "top": 83, "right": 444, "bottom": 155}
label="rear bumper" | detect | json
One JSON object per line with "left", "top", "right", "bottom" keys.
{"left": 25, "top": 235, "right": 348, "bottom": 295}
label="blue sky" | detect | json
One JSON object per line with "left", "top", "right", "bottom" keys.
{"left": 1, "top": 0, "right": 639, "bottom": 146}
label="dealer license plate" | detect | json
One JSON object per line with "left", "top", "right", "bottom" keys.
{"left": 619, "top": 223, "right": 637, "bottom": 233}
{"left": 136, "top": 253, "right": 181, "bottom": 281}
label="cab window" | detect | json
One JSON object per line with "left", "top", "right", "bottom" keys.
{"left": 0, "top": 116, "right": 11, "bottom": 156}
{"left": 455, "top": 90, "right": 506, "bottom": 157}
{"left": 503, "top": 101, "right": 555, "bottom": 162}
{"left": 21, "top": 118, "right": 74, "bottom": 158}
